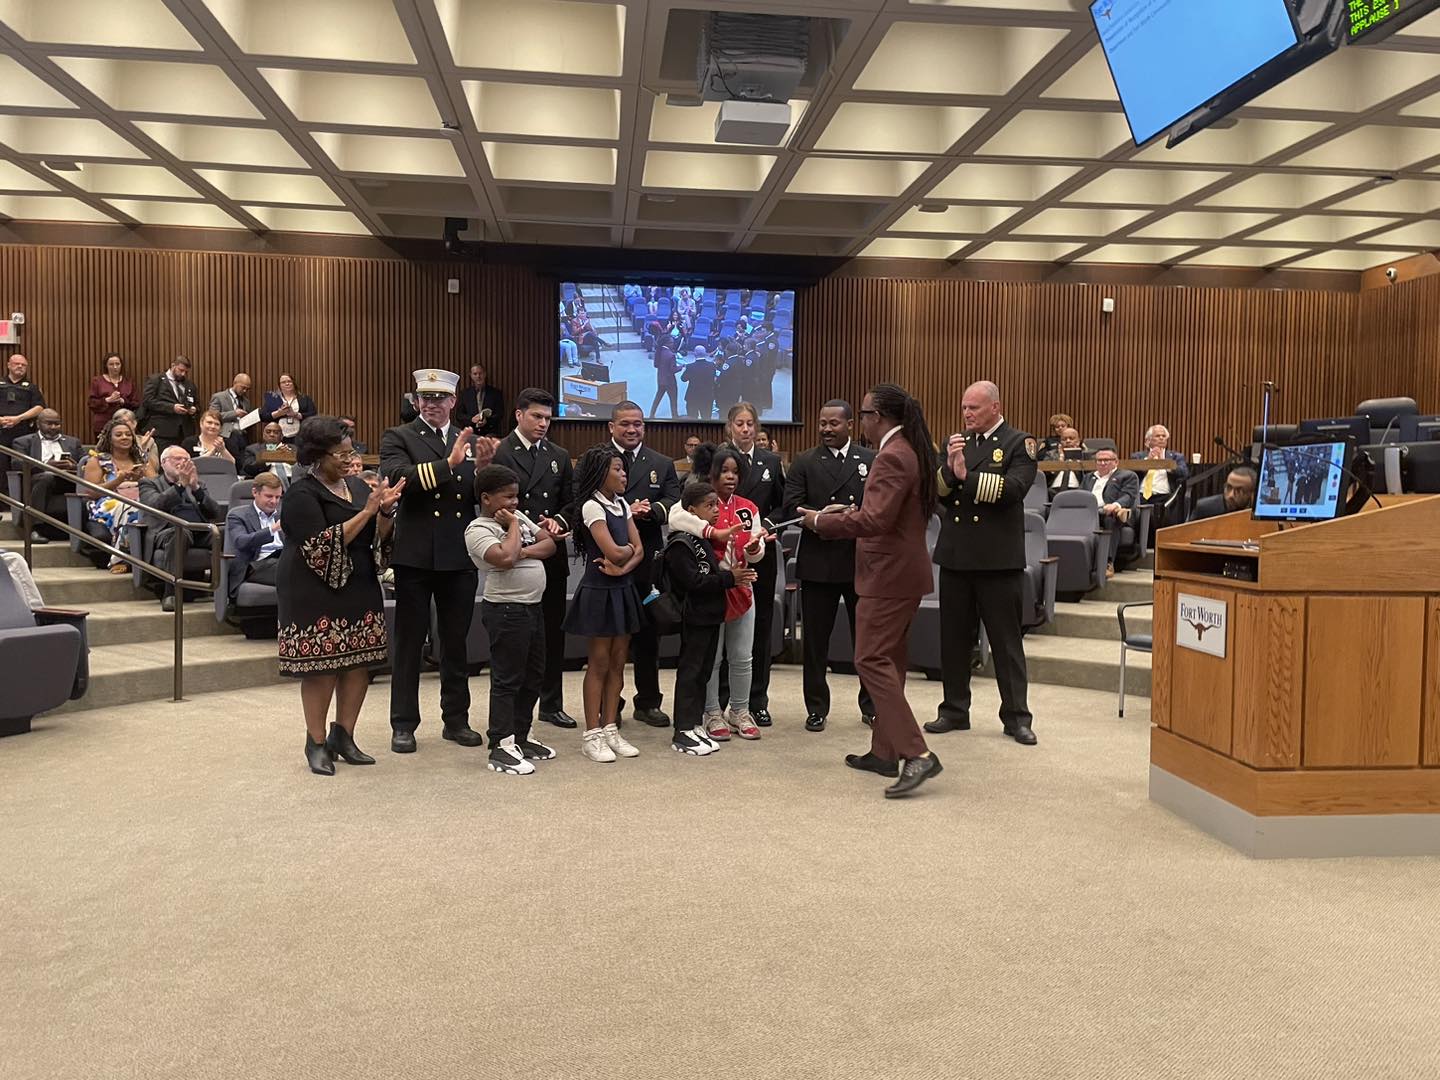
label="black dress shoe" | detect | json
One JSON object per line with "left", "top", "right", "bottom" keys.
{"left": 442, "top": 725, "right": 483, "bottom": 747}
{"left": 28, "top": 531, "right": 49, "bottom": 544}
{"left": 391, "top": 729, "right": 417, "bottom": 754}
{"left": 305, "top": 736, "right": 336, "bottom": 776}
{"left": 160, "top": 595, "right": 176, "bottom": 613}
{"left": 539, "top": 709, "right": 578, "bottom": 729}
{"left": 325, "top": 722, "right": 375, "bottom": 765}
{"left": 861, "top": 713, "right": 875, "bottom": 728}
{"left": 1005, "top": 724, "right": 1038, "bottom": 746}
{"left": 805, "top": 713, "right": 827, "bottom": 732}
{"left": 752, "top": 709, "right": 773, "bottom": 728}
{"left": 924, "top": 715, "right": 970, "bottom": 734}
{"left": 844, "top": 751, "right": 899, "bottom": 777}
{"left": 633, "top": 707, "right": 670, "bottom": 728}
{"left": 885, "top": 753, "right": 943, "bottom": 798}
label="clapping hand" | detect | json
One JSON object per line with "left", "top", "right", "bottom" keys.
{"left": 377, "top": 477, "right": 405, "bottom": 515}
{"left": 630, "top": 499, "right": 652, "bottom": 518}
{"left": 447, "top": 427, "right": 474, "bottom": 468}
{"left": 473, "top": 435, "right": 498, "bottom": 468}
{"left": 947, "top": 434, "right": 968, "bottom": 482}
{"left": 732, "top": 566, "right": 758, "bottom": 587}
{"left": 710, "top": 523, "right": 738, "bottom": 544}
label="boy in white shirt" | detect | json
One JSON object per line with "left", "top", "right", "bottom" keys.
{"left": 464, "top": 465, "right": 558, "bottom": 774}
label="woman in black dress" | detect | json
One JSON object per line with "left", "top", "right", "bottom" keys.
{"left": 279, "top": 416, "right": 405, "bottom": 775}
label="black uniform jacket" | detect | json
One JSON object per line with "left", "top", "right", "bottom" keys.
{"left": 492, "top": 433, "right": 575, "bottom": 538}
{"left": 782, "top": 442, "right": 875, "bottom": 583}
{"left": 934, "top": 420, "right": 1036, "bottom": 573}
{"left": 379, "top": 419, "right": 478, "bottom": 573}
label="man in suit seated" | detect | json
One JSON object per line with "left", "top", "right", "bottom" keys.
{"left": 1189, "top": 466, "right": 1258, "bottom": 522}
{"left": 242, "top": 422, "right": 295, "bottom": 484}
{"left": 1131, "top": 424, "right": 1189, "bottom": 544}
{"left": 14, "top": 408, "right": 83, "bottom": 543}
{"left": 141, "top": 445, "right": 225, "bottom": 612}
{"left": 225, "top": 471, "right": 284, "bottom": 596}
{"left": 1045, "top": 426, "right": 1087, "bottom": 493}
{"left": 1088, "top": 448, "right": 1140, "bottom": 577}
{"left": 338, "top": 415, "right": 368, "bottom": 454}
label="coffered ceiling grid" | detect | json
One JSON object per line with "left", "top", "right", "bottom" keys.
{"left": 0, "top": 0, "right": 1435, "bottom": 272}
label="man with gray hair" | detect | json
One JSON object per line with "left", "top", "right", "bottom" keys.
{"left": 1131, "top": 423, "right": 1188, "bottom": 542}
{"left": 140, "top": 444, "right": 223, "bottom": 612}
{"left": 925, "top": 380, "right": 1039, "bottom": 746}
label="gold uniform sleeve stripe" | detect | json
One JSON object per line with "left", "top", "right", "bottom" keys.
{"left": 419, "top": 461, "right": 435, "bottom": 490}
{"left": 936, "top": 468, "right": 952, "bottom": 498}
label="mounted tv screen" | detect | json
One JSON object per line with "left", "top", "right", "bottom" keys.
{"left": 1091, "top": 0, "right": 1300, "bottom": 145}
{"left": 555, "top": 281, "right": 796, "bottom": 423}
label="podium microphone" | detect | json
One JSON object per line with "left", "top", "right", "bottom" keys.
{"left": 1212, "top": 435, "right": 1248, "bottom": 461}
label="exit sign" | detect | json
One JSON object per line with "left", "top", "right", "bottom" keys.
{"left": 0, "top": 320, "right": 17, "bottom": 345}
{"left": 1348, "top": 0, "right": 1440, "bottom": 43}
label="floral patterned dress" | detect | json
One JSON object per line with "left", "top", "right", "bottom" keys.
{"left": 87, "top": 452, "right": 142, "bottom": 563}
{"left": 277, "top": 473, "right": 388, "bottom": 677}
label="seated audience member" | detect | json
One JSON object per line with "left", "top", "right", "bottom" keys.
{"left": 338, "top": 416, "right": 367, "bottom": 454}
{"left": 85, "top": 418, "right": 157, "bottom": 574}
{"left": 14, "top": 408, "right": 82, "bottom": 542}
{"left": 755, "top": 429, "right": 771, "bottom": 453}
{"left": 1041, "top": 413, "right": 1073, "bottom": 457}
{"left": 243, "top": 422, "right": 293, "bottom": 483}
{"left": 1047, "top": 427, "right": 1087, "bottom": 491}
{"left": 260, "top": 373, "right": 315, "bottom": 444}
{"left": 226, "top": 471, "right": 284, "bottom": 595}
{"left": 111, "top": 408, "right": 159, "bottom": 471}
{"left": 345, "top": 452, "right": 365, "bottom": 477}
{"left": 88, "top": 352, "right": 139, "bottom": 438}
{"left": 140, "top": 445, "right": 225, "bottom": 612}
{"left": 192, "top": 409, "right": 236, "bottom": 462}
{"left": 1132, "top": 425, "right": 1189, "bottom": 538}
{"left": 1189, "top": 466, "right": 1258, "bottom": 522}
{"left": 1089, "top": 449, "right": 1140, "bottom": 577}
{"left": 209, "top": 372, "right": 253, "bottom": 460}
{"left": 679, "top": 434, "right": 702, "bottom": 470}
{"left": 359, "top": 470, "right": 380, "bottom": 491}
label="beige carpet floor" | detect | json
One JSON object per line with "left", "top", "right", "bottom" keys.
{"left": 3, "top": 668, "right": 1438, "bottom": 1080}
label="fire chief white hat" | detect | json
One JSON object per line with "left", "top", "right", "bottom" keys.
{"left": 413, "top": 368, "right": 460, "bottom": 394}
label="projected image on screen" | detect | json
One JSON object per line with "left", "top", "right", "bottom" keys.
{"left": 1254, "top": 442, "right": 1347, "bottom": 522}
{"left": 556, "top": 282, "right": 795, "bottom": 422}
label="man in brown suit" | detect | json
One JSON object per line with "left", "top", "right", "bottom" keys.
{"left": 800, "top": 383, "right": 942, "bottom": 799}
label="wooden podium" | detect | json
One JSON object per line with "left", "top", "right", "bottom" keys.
{"left": 1150, "top": 495, "right": 1440, "bottom": 856}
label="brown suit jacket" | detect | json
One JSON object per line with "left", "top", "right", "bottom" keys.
{"left": 814, "top": 432, "right": 932, "bottom": 599}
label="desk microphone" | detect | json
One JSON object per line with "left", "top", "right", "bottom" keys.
{"left": 1212, "top": 435, "right": 1248, "bottom": 462}
{"left": 1377, "top": 414, "right": 1399, "bottom": 445}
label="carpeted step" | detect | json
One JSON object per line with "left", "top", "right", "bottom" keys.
{"left": 31, "top": 566, "right": 156, "bottom": 605}
{"left": 82, "top": 600, "right": 235, "bottom": 647}
{"left": 51, "top": 636, "right": 279, "bottom": 715}
{"left": 0, "top": 539, "right": 95, "bottom": 569}
{"left": 1043, "top": 601, "right": 1153, "bottom": 642}
{"left": 1005, "top": 634, "right": 1151, "bottom": 698}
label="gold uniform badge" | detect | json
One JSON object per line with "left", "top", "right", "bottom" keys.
{"left": 992, "top": 448, "right": 1004, "bottom": 463}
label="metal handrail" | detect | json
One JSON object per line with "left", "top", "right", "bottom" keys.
{"left": 0, "top": 443, "right": 224, "bottom": 702}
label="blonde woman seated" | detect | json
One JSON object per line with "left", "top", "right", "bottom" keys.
{"left": 84, "top": 418, "right": 158, "bottom": 573}
{"left": 191, "top": 409, "right": 236, "bottom": 462}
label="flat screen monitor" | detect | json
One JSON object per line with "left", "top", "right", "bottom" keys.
{"left": 1398, "top": 414, "right": 1440, "bottom": 442}
{"left": 1348, "top": 0, "right": 1440, "bottom": 43}
{"left": 1091, "top": 0, "right": 1300, "bottom": 145}
{"left": 556, "top": 281, "right": 795, "bottom": 423}
{"left": 1253, "top": 441, "right": 1350, "bottom": 523}
{"left": 1298, "top": 415, "right": 1371, "bottom": 444}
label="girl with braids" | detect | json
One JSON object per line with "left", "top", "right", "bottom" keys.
{"left": 798, "top": 383, "right": 943, "bottom": 799}
{"left": 563, "top": 445, "right": 645, "bottom": 762}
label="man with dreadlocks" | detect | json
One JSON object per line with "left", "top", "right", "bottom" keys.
{"left": 800, "top": 382, "right": 942, "bottom": 799}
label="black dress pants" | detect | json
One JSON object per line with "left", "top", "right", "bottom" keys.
{"left": 155, "top": 526, "right": 215, "bottom": 598}
{"left": 799, "top": 579, "right": 874, "bottom": 719}
{"left": 937, "top": 566, "right": 1032, "bottom": 730}
{"left": 390, "top": 565, "right": 477, "bottom": 733}
{"left": 538, "top": 554, "right": 569, "bottom": 716}
{"left": 629, "top": 549, "right": 663, "bottom": 711}
{"left": 746, "top": 541, "right": 778, "bottom": 712}
{"left": 244, "top": 554, "right": 280, "bottom": 586}
{"left": 28, "top": 471, "right": 71, "bottom": 538}
{"left": 672, "top": 622, "right": 721, "bottom": 734}
{"left": 481, "top": 600, "right": 545, "bottom": 745}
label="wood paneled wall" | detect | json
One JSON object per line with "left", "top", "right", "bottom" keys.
{"left": 1, "top": 243, "right": 1434, "bottom": 460}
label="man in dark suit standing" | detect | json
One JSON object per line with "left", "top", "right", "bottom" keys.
{"left": 224, "top": 471, "right": 284, "bottom": 595}
{"left": 680, "top": 349, "right": 716, "bottom": 421}
{"left": 456, "top": 364, "right": 505, "bottom": 438}
{"left": 14, "top": 408, "right": 82, "bottom": 543}
{"left": 141, "top": 445, "right": 224, "bottom": 612}
{"left": 491, "top": 387, "right": 576, "bottom": 730}
{"left": 801, "top": 383, "right": 942, "bottom": 798}
{"left": 380, "top": 369, "right": 498, "bottom": 753}
{"left": 141, "top": 355, "right": 200, "bottom": 455}
{"left": 1088, "top": 448, "right": 1141, "bottom": 576}
{"left": 607, "top": 400, "right": 680, "bottom": 727}
{"left": 925, "top": 380, "right": 1039, "bottom": 745}
{"left": 1189, "top": 465, "right": 1257, "bottom": 521}
{"left": 782, "top": 399, "right": 875, "bottom": 732}
{"left": 724, "top": 402, "right": 785, "bottom": 726}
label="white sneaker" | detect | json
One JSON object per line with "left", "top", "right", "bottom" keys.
{"left": 487, "top": 736, "right": 536, "bottom": 775}
{"left": 729, "top": 708, "right": 761, "bottom": 740}
{"left": 671, "top": 729, "right": 713, "bottom": 756}
{"left": 582, "top": 728, "right": 616, "bottom": 763}
{"left": 703, "top": 709, "right": 732, "bottom": 741}
{"left": 603, "top": 722, "right": 640, "bottom": 758}
{"left": 693, "top": 725, "right": 721, "bottom": 752}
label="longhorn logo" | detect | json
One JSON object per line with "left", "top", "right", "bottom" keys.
{"left": 1188, "top": 620, "right": 1214, "bottom": 640}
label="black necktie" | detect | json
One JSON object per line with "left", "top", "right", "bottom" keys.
{"left": 622, "top": 449, "right": 635, "bottom": 472}
{"left": 529, "top": 442, "right": 539, "bottom": 462}
{"left": 433, "top": 427, "right": 445, "bottom": 443}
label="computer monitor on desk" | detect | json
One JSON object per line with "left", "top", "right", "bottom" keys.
{"left": 1253, "top": 441, "right": 1350, "bottom": 523}
{"left": 1397, "top": 415, "right": 1440, "bottom": 443}
{"left": 1297, "top": 416, "right": 1370, "bottom": 445}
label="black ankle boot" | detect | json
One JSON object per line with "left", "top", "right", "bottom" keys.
{"left": 325, "top": 723, "right": 375, "bottom": 766}
{"left": 305, "top": 735, "right": 336, "bottom": 775}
